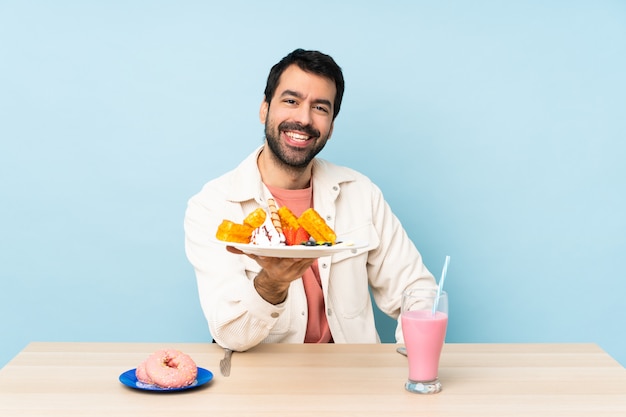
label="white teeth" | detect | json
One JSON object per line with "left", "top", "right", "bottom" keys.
{"left": 285, "top": 132, "right": 309, "bottom": 141}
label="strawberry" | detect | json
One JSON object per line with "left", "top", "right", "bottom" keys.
{"left": 294, "top": 227, "right": 310, "bottom": 245}
{"left": 283, "top": 227, "right": 296, "bottom": 246}
{"left": 283, "top": 226, "right": 310, "bottom": 246}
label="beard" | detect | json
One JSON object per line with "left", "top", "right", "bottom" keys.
{"left": 264, "top": 118, "right": 329, "bottom": 170}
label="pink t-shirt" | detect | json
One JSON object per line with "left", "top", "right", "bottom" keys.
{"left": 266, "top": 184, "right": 332, "bottom": 343}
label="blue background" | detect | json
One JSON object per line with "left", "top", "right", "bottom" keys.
{"left": 1, "top": 1, "right": 625, "bottom": 368}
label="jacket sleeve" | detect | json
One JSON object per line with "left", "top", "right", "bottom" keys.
{"left": 365, "top": 182, "right": 437, "bottom": 342}
{"left": 184, "top": 184, "right": 288, "bottom": 351}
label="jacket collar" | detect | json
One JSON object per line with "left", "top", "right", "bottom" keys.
{"left": 225, "top": 145, "right": 357, "bottom": 203}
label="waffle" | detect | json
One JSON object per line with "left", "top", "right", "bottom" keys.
{"left": 243, "top": 208, "right": 267, "bottom": 229}
{"left": 277, "top": 206, "right": 300, "bottom": 230}
{"left": 298, "top": 208, "right": 337, "bottom": 244}
{"left": 215, "top": 220, "right": 254, "bottom": 244}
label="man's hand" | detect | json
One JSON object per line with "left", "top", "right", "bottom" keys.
{"left": 227, "top": 246, "right": 316, "bottom": 304}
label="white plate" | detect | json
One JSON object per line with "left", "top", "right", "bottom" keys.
{"left": 224, "top": 241, "right": 368, "bottom": 258}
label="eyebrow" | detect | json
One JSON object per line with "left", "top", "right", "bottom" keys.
{"left": 280, "top": 89, "right": 333, "bottom": 109}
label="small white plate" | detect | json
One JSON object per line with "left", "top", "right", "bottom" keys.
{"left": 224, "top": 241, "right": 368, "bottom": 258}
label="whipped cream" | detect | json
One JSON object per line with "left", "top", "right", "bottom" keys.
{"left": 250, "top": 211, "right": 285, "bottom": 246}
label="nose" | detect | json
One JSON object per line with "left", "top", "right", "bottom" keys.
{"left": 293, "top": 104, "right": 313, "bottom": 127}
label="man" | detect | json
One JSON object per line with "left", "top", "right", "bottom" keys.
{"left": 184, "top": 49, "right": 436, "bottom": 351}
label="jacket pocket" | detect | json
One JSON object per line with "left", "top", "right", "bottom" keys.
{"left": 328, "top": 223, "right": 379, "bottom": 318}
{"left": 332, "top": 222, "right": 379, "bottom": 264}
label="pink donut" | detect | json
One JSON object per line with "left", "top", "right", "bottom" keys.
{"left": 135, "top": 360, "right": 153, "bottom": 385}
{"left": 141, "top": 349, "right": 198, "bottom": 388}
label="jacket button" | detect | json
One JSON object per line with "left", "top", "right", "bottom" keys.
{"left": 321, "top": 263, "right": 328, "bottom": 269}
{"left": 271, "top": 312, "right": 279, "bottom": 318}
{"left": 327, "top": 309, "right": 332, "bottom": 316}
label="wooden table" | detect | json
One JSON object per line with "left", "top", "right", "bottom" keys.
{"left": 1, "top": 342, "right": 625, "bottom": 416}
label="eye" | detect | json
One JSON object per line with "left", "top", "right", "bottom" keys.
{"left": 283, "top": 99, "right": 297, "bottom": 105}
{"left": 313, "top": 105, "right": 330, "bottom": 114}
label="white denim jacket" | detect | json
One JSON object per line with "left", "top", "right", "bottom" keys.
{"left": 184, "top": 146, "right": 436, "bottom": 351}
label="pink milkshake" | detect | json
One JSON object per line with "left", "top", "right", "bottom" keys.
{"left": 401, "top": 310, "right": 448, "bottom": 382}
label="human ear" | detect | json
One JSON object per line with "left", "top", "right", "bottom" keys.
{"left": 259, "top": 99, "right": 269, "bottom": 124}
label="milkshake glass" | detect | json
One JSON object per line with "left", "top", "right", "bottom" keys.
{"left": 401, "top": 288, "right": 448, "bottom": 394}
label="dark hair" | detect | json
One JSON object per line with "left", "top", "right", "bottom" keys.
{"left": 264, "top": 49, "right": 345, "bottom": 120}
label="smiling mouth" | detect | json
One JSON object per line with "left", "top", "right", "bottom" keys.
{"left": 278, "top": 121, "right": 320, "bottom": 143}
{"left": 284, "top": 131, "right": 311, "bottom": 142}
